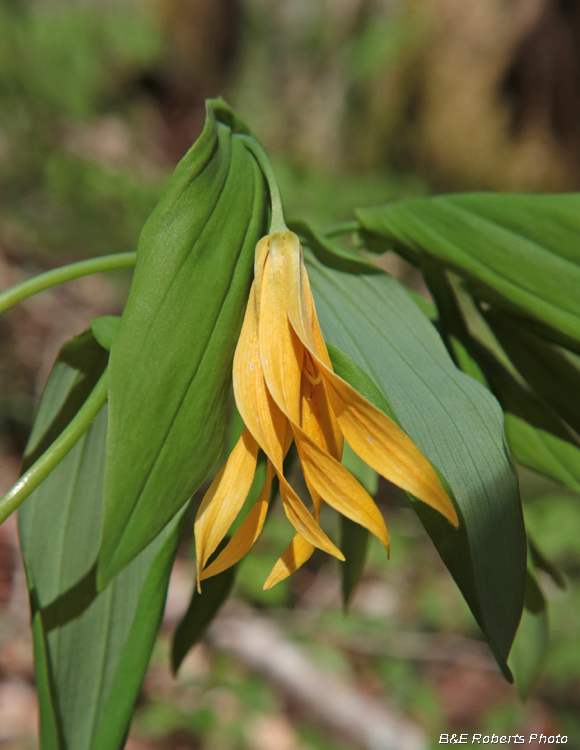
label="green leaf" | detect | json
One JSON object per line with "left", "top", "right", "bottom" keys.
{"left": 171, "top": 539, "right": 237, "bottom": 675}
{"left": 471, "top": 342, "right": 577, "bottom": 448}
{"left": 421, "top": 264, "right": 580, "bottom": 493}
{"left": 91, "top": 316, "right": 120, "bottom": 351}
{"left": 482, "top": 309, "right": 580, "bottom": 436}
{"left": 0, "top": 329, "right": 108, "bottom": 526}
{"left": 357, "top": 193, "right": 580, "bottom": 351}
{"left": 326, "top": 342, "right": 398, "bottom": 423}
{"left": 468, "top": 340, "right": 580, "bottom": 493}
{"left": 504, "top": 415, "right": 580, "bottom": 492}
{"left": 420, "top": 274, "right": 561, "bottom": 689}
{"left": 339, "top": 439, "right": 378, "bottom": 609}
{"left": 23, "top": 329, "right": 109, "bottom": 468}
{"left": 339, "top": 517, "right": 369, "bottom": 611}
{"left": 99, "top": 99, "right": 268, "bottom": 587}
{"left": 508, "top": 562, "right": 549, "bottom": 700}
{"left": 342, "top": 440, "right": 379, "bottom": 497}
{"left": 291, "top": 220, "right": 378, "bottom": 274}
{"left": 306, "top": 251, "right": 526, "bottom": 679}
{"left": 454, "top": 335, "right": 580, "bottom": 492}
{"left": 529, "top": 538, "right": 567, "bottom": 591}
{"left": 18, "top": 331, "right": 187, "bottom": 750}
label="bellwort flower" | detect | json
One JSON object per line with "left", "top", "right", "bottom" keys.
{"left": 194, "top": 229, "right": 459, "bottom": 590}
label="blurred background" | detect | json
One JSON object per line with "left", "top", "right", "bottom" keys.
{"left": 1, "top": 0, "right": 580, "bottom": 747}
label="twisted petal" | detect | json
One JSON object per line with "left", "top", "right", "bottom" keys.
{"left": 265, "top": 368, "right": 342, "bottom": 586}
{"left": 234, "top": 281, "right": 287, "bottom": 468}
{"left": 258, "top": 233, "right": 303, "bottom": 424}
{"left": 283, "top": 233, "right": 459, "bottom": 528}
{"left": 301, "top": 361, "right": 343, "bottom": 460}
{"left": 260, "top": 236, "right": 390, "bottom": 551}
{"left": 234, "top": 276, "right": 343, "bottom": 560}
{"left": 264, "top": 532, "right": 317, "bottom": 590}
{"left": 200, "top": 460, "right": 275, "bottom": 581}
{"left": 276, "top": 475, "right": 342, "bottom": 558}
{"left": 323, "top": 378, "right": 458, "bottom": 525}
{"left": 301, "top": 354, "right": 390, "bottom": 550}
{"left": 194, "top": 428, "right": 259, "bottom": 584}
{"left": 298, "top": 437, "right": 390, "bottom": 548}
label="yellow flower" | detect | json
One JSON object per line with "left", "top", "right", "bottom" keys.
{"left": 195, "top": 231, "right": 458, "bottom": 589}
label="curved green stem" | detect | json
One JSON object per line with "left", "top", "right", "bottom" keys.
{"left": 323, "top": 220, "right": 360, "bottom": 238}
{"left": 0, "top": 252, "right": 136, "bottom": 315}
{"left": 0, "top": 369, "right": 109, "bottom": 525}
{"left": 239, "top": 135, "right": 287, "bottom": 234}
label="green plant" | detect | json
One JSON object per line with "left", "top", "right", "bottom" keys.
{"left": 1, "top": 98, "right": 578, "bottom": 748}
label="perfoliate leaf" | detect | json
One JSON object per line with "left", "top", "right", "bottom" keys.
{"left": 18, "top": 331, "right": 187, "bottom": 750}
{"left": 421, "top": 273, "right": 564, "bottom": 691}
{"left": 357, "top": 193, "right": 580, "bottom": 352}
{"left": 306, "top": 247, "right": 526, "bottom": 679}
{"left": 99, "top": 99, "right": 268, "bottom": 587}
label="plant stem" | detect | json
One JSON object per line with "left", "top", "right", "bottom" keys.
{"left": 323, "top": 221, "right": 360, "bottom": 238}
{"left": 0, "top": 369, "right": 109, "bottom": 524}
{"left": 0, "top": 252, "right": 136, "bottom": 315}
{"left": 239, "top": 135, "right": 287, "bottom": 234}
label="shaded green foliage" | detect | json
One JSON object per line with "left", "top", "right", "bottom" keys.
{"left": 18, "top": 330, "right": 187, "bottom": 750}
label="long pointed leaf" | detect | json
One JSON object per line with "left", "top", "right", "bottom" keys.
{"left": 483, "top": 309, "right": 580, "bottom": 436}
{"left": 18, "top": 332, "right": 187, "bottom": 750}
{"left": 99, "top": 99, "right": 268, "bottom": 587}
{"left": 171, "top": 538, "right": 237, "bottom": 675}
{"left": 508, "top": 560, "right": 549, "bottom": 701}
{"left": 357, "top": 193, "right": 580, "bottom": 351}
{"left": 340, "top": 441, "right": 378, "bottom": 609}
{"left": 422, "top": 264, "right": 580, "bottom": 493}
{"left": 306, "top": 248, "right": 526, "bottom": 678}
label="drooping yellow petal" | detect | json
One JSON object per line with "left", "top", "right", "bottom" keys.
{"left": 194, "top": 429, "right": 259, "bottom": 585}
{"left": 325, "top": 376, "right": 458, "bottom": 525}
{"left": 265, "top": 482, "right": 323, "bottom": 589}
{"left": 264, "top": 490, "right": 324, "bottom": 591}
{"left": 301, "top": 358, "right": 343, "bottom": 461}
{"left": 277, "top": 475, "right": 344, "bottom": 560}
{"left": 266, "top": 365, "right": 345, "bottom": 586}
{"left": 234, "top": 274, "right": 343, "bottom": 561}
{"left": 282, "top": 232, "right": 327, "bottom": 365}
{"left": 267, "top": 367, "right": 392, "bottom": 587}
{"left": 297, "top": 435, "right": 390, "bottom": 550}
{"left": 200, "top": 460, "right": 275, "bottom": 581}
{"left": 282, "top": 232, "right": 458, "bottom": 528}
{"left": 234, "top": 281, "right": 287, "bottom": 469}
{"left": 259, "top": 234, "right": 303, "bottom": 424}
{"left": 258, "top": 234, "right": 390, "bottom": 549}
{"left": 253, "top": 235, "right": 270, "bottom": 314}
{"left": 264, "top": 534, "right": 316, "bottom": 589}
